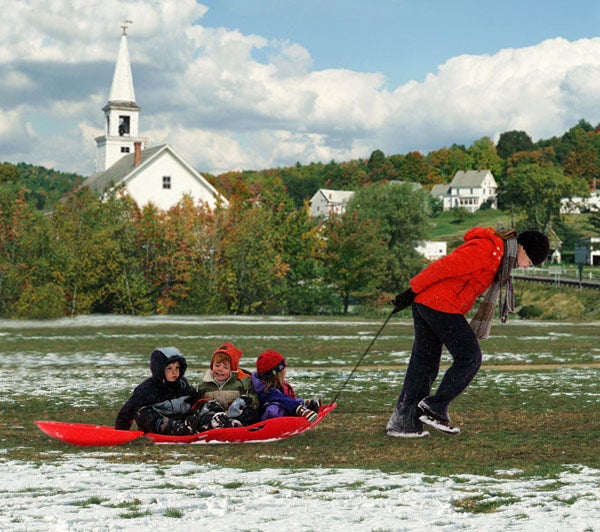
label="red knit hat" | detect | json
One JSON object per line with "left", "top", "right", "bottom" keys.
{"left": 256, "top": 349, "right": 286, "bottom": 378}
{"left": 211, "top": 343, "right": 242, "bottom": 372}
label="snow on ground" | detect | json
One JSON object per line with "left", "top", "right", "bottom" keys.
{"left": 2, "top": 316, "right": 599, "bottom": 531}
{"left": 1, "top": 457, "right": 598, "bottom": 531}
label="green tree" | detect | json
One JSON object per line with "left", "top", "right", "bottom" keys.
{"left": 563, "top": 148, "right": 600, "bottom": 188}
{"left": 258, "top": 176, "right": 329, "bottom": 314}
{"left": 393, "top": 151, "right": 428, "bottom": 184}
{"left": 467, "top": 136, "right": 503, "bottom": 177}
{"left": 51, "top": 188, "right": 151, "bottom": 316}
{"left": 0, "top": 184, "right": 60, "bottom": 317}
{"left": 152, "top": 196, "right": 225, "bottom": 314}
{"left": 496, "top": 130, "right": 534, "bottom": 159}
{"left": 366, "top": 149, "right": 397, "bottom": 182}
{"left": 501, "top": 163, "right": 588, "bottom": 231}
{"left": 425, "top": 144, "right": 473, "bottom": 184}
{"left": 216, "top": 205, "right": 287, "bottom": 314}
{"left": 322, "top": 211, "right": 388, "bottom": 314}
{"left": 346, "top": 182, "right": 432, "bottom": 291}
{"left": 0, "top": 163, "right": 20, "bottom": 184}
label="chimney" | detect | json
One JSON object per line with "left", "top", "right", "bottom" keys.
{"left": 134, "top": 141, "right": 142, "bottom": 166}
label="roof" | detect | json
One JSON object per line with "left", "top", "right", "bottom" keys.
{"left": 451, "top": 170, "right": 495, "bottom": 187}
{"left": 316, "top": 189, "right": 355, "bottom": 203}
{"left": 85, "top": 144, "right": 165, "bottom": 193}
{"left": 430, "top": 184, "right": 450, "bottom": 195}
{"left": 85, "top": 143, "right": 226, "bottom": 206}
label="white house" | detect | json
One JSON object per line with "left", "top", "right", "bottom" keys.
{"left": 414, "top": 241, "right": 447, "bottom": 261}
{"left": 560, "top": 190, "right": 600, "bottom": 214}
{"left": 85, "top": 25, "right": 227, "bottom": 211}
{"left": 431, "top": 170, "right": 497, "bottom": 212}
{"left": 574, "top": 237, "right": 600, "bottom": 266}
{"left": 309, "top": 189, "right": 355, "bottom": 219}
{"left": 86, "top": 143, "right": 226, "bottom": 211}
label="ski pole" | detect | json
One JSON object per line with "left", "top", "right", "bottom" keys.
{"left": 331, "top": 310, "right": 395, "bottom": 404}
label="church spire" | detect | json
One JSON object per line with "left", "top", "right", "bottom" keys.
{"left": 94, "top": 21, "right": 147, "bottom": 173}
{"left": 108, "top": 21, "right": 136, "bottom": 103}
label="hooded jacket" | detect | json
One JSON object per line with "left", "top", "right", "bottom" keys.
{"left": 251, "top": 372, "right": 302, "bottom": 419}
{"left": 115, "top": 347, "right": 195, "bottom": 430}
{"left": 410, "top": 227, "right": 504, "bottom": 315}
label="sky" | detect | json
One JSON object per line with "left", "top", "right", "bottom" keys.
{"left": 3, "top": 0, "right": 600, "bottom": 176}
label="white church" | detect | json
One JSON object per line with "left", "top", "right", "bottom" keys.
{"left": 85, "top": 24, "right": 228, "bottom": 211}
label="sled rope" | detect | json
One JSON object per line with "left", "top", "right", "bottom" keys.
{"left": 331, "top": 310, "right": 394, "bottom": 404}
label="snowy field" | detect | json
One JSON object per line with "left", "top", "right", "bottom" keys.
{"left": 1, "top": 316, "right": 599, "bottom": 531}
{"left": 1, "top": 458, "right": 599, "bottom": 531}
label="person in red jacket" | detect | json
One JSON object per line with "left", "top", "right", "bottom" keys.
{"left": 386, "top": 227, "right": 549, "bottom": 438}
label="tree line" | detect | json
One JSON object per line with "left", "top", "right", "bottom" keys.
{"left": 0, "top": 120, "right": 598, "bottom": 319}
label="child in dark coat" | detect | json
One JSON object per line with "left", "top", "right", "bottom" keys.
{"left": 250, "top": 349, "right": 321, "bottom": 422}
{"left": 115, "top": 347, "right": 195, "bottom": 434}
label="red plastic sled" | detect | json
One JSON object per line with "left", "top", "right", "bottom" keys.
{"left": 146, "top": 403, "right": 337, "bottom": 444}
{"left": 35, "top": 421, "right": 143, "bottom": 447}
{"left": 35, "top": 403, "right": 336, "bottom": 446}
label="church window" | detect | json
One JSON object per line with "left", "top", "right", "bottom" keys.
{"left": 121, "top": 147, "right": 130, "bottom": 153}
{"left": 118, "top": 115, "right": 130, "bottom": 136}
{"left": 163, "top": 176, "right": 171, "bottom": 189}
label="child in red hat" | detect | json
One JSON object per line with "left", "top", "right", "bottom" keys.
{"left": 251, "top": 349, "right": 321, "bottom": 422}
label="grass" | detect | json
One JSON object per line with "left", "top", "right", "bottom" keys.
{"left": 429, "top": 209, "right": 512, "bottom": 242}
{"left": 1, "top": 316, "right": 598, "bottom": 478}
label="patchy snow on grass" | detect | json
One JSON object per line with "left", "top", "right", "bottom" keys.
{"left": 1, "top": 457, "right": 598, "bottom": 531}
{"left": 2, "top": 316, "right": 598, "bottom": 530}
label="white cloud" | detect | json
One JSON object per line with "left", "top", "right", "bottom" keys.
{"left": 0, "top": 107, "right": 36, "bottom": 153}
{"left": 2, "top": 1, "right": 600, "bottom": 175}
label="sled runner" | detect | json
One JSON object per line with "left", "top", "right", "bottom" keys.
{"left": 35, "top": 403, "right": 336, "bottom": 446}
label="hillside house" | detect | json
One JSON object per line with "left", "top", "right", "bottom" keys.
{"left": 431, "top": 170, "right": 497, "bottom": 212}
{"left": 414, "top": 241, "right": 447, "bottom": 261}
{"left": 560, "top": 190, "right": 600, "bottom": 214}
{"left": 85, "top": 25, "right": 227, "bottom": 211}
{"left": 574, "top": 236, "right": 600, "bottom": 266}
{"left": 309, "top": 189, "right": 355, "bottom": 219}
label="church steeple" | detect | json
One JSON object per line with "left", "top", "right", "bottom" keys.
{"left": 95, "top": 22, "right": 147, "bottom": 172}
{"left": 109, "top": 21, "right": 136, "bottom": 103}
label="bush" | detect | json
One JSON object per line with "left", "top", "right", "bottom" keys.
{"left": 518, "top": 304, "right": 543, "bottom": 319}
{"left": 15, "top": 283, "right": 66, "bottom": 319}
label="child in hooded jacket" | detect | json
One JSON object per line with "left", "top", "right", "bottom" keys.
{"left": 115, "top": 347, "right": 196, "bottom": 434}
{"left": 187, "top": 343, "right": 259, "bottom": 431}
{"left": 251, "top": 349, "right": 321, "bottom": 423}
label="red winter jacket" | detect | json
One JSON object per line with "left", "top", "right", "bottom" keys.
{"left": 410, "top": 227, "right": 504, "bottom": 315}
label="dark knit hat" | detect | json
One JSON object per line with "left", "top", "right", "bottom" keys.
{"left": 256, "top": 349, "right": 286, "bottom": 378}
{"left": 517, "top": 230, "right": 550, "bottom": 265}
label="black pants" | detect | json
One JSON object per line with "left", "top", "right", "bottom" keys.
{"left": 394, "top": 303, "right": 482, "bottom": 431}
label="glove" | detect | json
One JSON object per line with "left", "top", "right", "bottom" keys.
{"left": 227, "top": 396, "right": 252, "bottom": 418}
{"left": 304, "top": 398, "right": 321, "bottom": 412}
{"left": 191, "top": 397, "right": 210, "bottom": 411}
{"left": 391, "top": 288, "right": 416, "bottom": 314}
{"left": 296, "top": 404, "right": 318, "bottom": 423}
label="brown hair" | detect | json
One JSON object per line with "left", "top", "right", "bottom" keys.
{"left": 262, "top": 371, "right": 286, "bottom": 393}
{"left": 211, "top": 352, "right": 231, "bottom": 368}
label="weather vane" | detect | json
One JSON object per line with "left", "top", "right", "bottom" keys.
{"left": 121, "top": 19, "right": 133, "bottom": 36}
